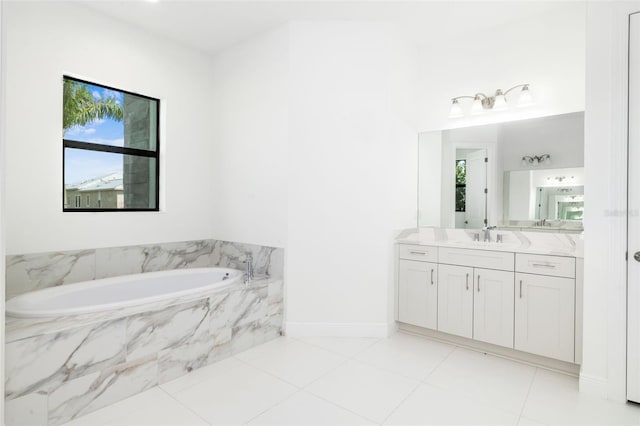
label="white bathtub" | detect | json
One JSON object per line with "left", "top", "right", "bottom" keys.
{"left": 6, "top": 267, "right": 242, "bottom": 318}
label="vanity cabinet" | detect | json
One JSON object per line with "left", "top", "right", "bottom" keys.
{"left": 397, "top": 245, "right": 438, "bottom": 329}
{"left": 437, "top": 264, "right": 474, "bottom": 338}
{"left": 514, "top": 254, "right": 576, "bottom": 363}
{"left": 396, "top": 243, "right": 580, "bottom": 365}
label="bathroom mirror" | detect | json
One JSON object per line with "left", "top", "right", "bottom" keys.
{"left": 418, "top": 111, "right": 584, "bottom": 231}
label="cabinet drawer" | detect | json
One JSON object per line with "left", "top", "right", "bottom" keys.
{"left": 438, "top": 247, "right": 514, "bottom": 271}
{"left": 398, "top": 244, "right": 438, "bottom": 262}
{"left": 516, "top": 254, "right": 575, "bottom": 278}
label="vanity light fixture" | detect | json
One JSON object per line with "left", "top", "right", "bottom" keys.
{"left": 521, "top": 154, "right": 551, "bottom": 166}
{"left": 449, "top": 84, "right": 532, "bottom": 118}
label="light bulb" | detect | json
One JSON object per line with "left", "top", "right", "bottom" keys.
{"left": 449, "top": 99, "right": 463, "bottom": 118}
{"left": 533, "top": 157, "right": 539, "bottom": 165}
{"left": 471, "top": 96, "right": 483, "bottom": 114}
{"left": 517, "top": 85, "right": 534, "bottom": 107}
{"left": 545, "top": 156, "right": 551, "bottom": 165}
{"left": 521, "top": 157, "right": 528, "bottom": 166}
{"left": 493, "top": 90, "right": 507, "bottom": 110}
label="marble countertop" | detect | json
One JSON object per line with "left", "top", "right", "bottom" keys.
{"left": 396, "top": 227, "right": 583, "bottom": 258}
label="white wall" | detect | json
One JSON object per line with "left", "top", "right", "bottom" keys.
{"left": 417, "top": 3, "right": 585, "bottom": 132}
{"left": 209, "top": 26, "right": 289, "bottom": 248}
{"left": 418, "top": 131, "right": 442, "bottom": 227}
{"left": 4, "top": 2, "right": 217, "bottom": 254}
{"left": 206, "top": 20, "right": 418, "bottom": 336}
{"left": 581, "top": 0, "right": 637, "bottom": 402}
{"left": 286, "top": 21, "right": 418, "bottom": 335}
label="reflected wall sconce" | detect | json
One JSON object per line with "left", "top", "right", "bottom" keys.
{"left": 521, "top": 154, "right": 551, "bottom": 166}
{"left": 449, "top": 84, "right": 533, "bottom": 118}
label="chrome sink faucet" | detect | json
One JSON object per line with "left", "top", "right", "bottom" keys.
{"left": 482, "top": 226, "right": 496, "bottom": 242}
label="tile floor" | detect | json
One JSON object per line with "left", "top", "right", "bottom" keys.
{"left": 61, "top": 333, "right": 640, "bottom": 426}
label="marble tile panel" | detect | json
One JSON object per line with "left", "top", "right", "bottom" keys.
{"left": 5, "top": 319, "right": 127, "bottom": 400}
{"left": 155, "top": 299, "right": 219, "bottom": 384}
{"left": 268, "top": 279, "right": 284, "bottom": 317}
{"left": 4, "top": 391, "right": 48, "bottom": 426}
{"left": 268, "top": 248, "right": 285, "bottom": 279}
{"left": 230, "top": 319, "right": 267, "bottom": 355}
{"left": 48, "top": 355, "right": 158, "bottom": 426}
{"left": 212, "top": 241, "right": 278, "bottom": 276}
{"left": 125, "top": 299, "right": 210, "bottom": 361}
{"left": 209, "top": 286, "right": 267, "bottom": 335}
{"left": 6, "top": 250, "right": 95, "bottom": 298}
{"left": 95, "top": 240, "right": 215, "bottom": 279}
{"left": 264, "top": 314, "right": 284, "bottom": 341}
{"left": 157, "top": 334, "right": 216, "bottom": 384}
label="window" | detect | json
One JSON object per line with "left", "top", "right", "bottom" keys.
{"left": 63, "top": 76, "right": 160, "bottom": 211}
{"left": 455, "top": 159, "right": 466, "bottom": 212}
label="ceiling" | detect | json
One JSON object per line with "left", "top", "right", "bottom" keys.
{"left": 80, "top": 1, "right": 578, "bottom": 57}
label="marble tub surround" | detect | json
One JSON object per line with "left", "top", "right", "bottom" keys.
{"left": 6, "top": 250, "right": 96, "bottom": 298}
{"left": 5, "top": 275, "right": 285, "bottom": 426}
{"left": 397, "top": 227, "right": 583, "bottom": 257}
{"left": 6, "top": 239, "right": 283, "bottom": 299}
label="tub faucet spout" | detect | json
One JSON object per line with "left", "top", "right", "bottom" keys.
{"left": 244, "top": 253, "right": 254, "bottom": 284}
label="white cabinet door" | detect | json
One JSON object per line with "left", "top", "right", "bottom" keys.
{"left": 398, "top": 260, "right": 438, "bottom": 329}
{"left": 438, "top": 264, "right": 473, "bottom": 338}
{"left": 473, "top": 268, "right": 515, "bottom": 348}
{"left": 515, "top": 273, "right": 575, "bottom": 362}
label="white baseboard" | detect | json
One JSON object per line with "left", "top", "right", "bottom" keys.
{"left": 285, "top": 321, "right": 397, "bottom": 338}
{"left": 579, "top": 373, "right": 609, "bottom": 399}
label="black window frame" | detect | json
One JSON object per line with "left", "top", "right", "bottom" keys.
{"left": 62, "top": 76, "right": 160, "bottom": 212}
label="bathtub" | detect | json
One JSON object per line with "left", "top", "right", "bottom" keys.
{"left": 5, "top": 266, "right": 284, "bottom": 426}
{"left": 6, "top": 267, "right": 243, "bottom": 318}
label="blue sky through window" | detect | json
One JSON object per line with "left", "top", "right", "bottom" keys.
{"left": 64, "top": 83, "right": 125, "bottom": 185}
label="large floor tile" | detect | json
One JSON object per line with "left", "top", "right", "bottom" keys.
{"left": 61, "top": 387, "right": 173, "bottom": 426}
{"left": 246, "top": 390, "right": 375, "bottom": 425}
{"left": 306, "top": 359, "right": 419, "bottom": 423}
{"left": 425, "top": 347, "right": 536, "bottom": 415}
{"left": 297, "top": 337, "right": 379, "bottom": 357}
{"left": 168, "top": 360, "right": 297, "bottom": 425}
{"left": 522, "top": 369, "right": 640, "bottom": 425}
{"left": 518, "top": 417, "right": 547, "bottom": 426}
{"left": 159, "top": 356, "right": 243, "bottom": 394}
{"left": 101, "top": 392, "right": 208, "bottom": 426}
{"left": 235, "top": 337, "right": 347, "bottom": 387}
{"left": 354, "top": 332, "right": 455, "bottom": 381}
{"left": 385, "top": 383, "right": 519, "bottom": 425}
